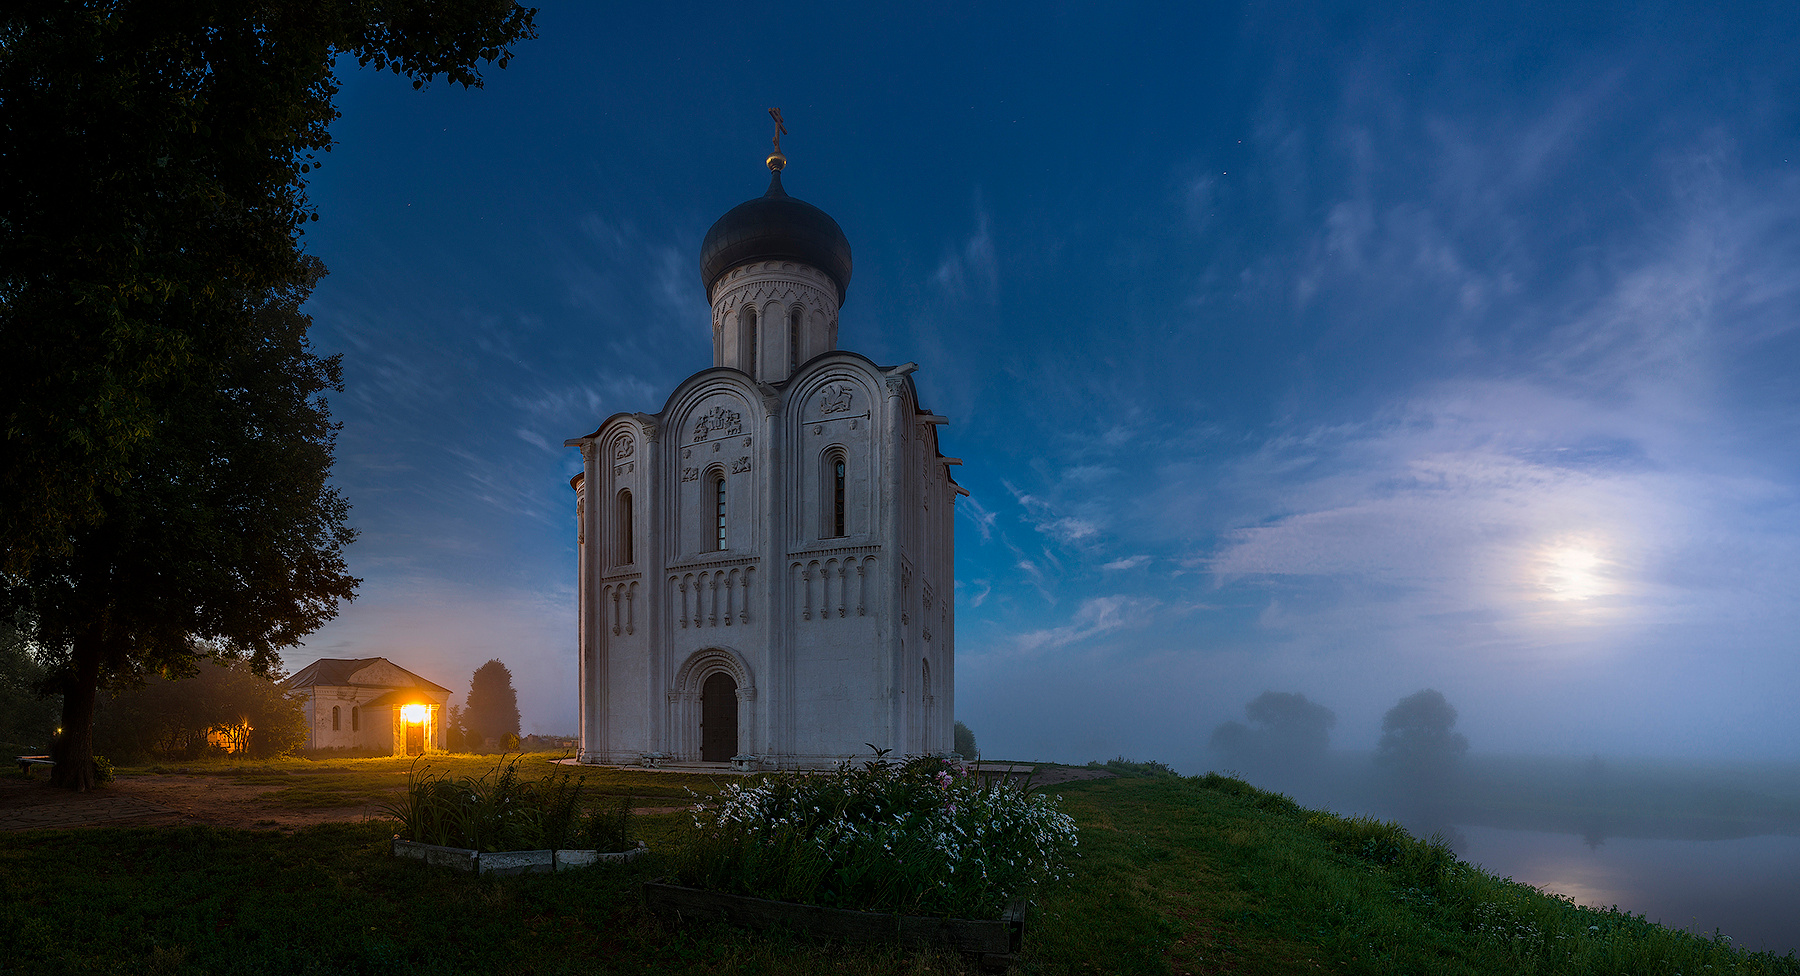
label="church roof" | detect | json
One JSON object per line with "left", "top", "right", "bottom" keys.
{"left": 282, "top": 657, "right": 450, "bottom": 694}
{"left": 360, "top": 688, "right": 444, "bottom": 707}
{"left": 700, "top": 168, "right": 852, "bottom": 304}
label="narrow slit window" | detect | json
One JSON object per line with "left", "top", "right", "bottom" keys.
{"left": 351, "top": 706, "right": 360, "bottom": 732}
{"left": 745, "top": 307, "right": 758, "bottom": 377}
{"left": 714, "top": 476, "right": 727, "bottom": 550}
{"left": 833, "top": 457, "right": 846, "bottom": 537}
{"left": 789, "top": 307, "right": 801, "bottom": 370}
{"left": 617, "top": 490, "right": 633, "bottom": 564}
{"left": 332, "top": 706, "right": 340, "bottom": 731}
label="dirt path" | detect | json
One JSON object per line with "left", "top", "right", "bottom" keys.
{"left": 0, "top": 762, "right": 1114, "bottom": 833}
{"left": 0, "top": 774, "right": 389, "bottom": 832}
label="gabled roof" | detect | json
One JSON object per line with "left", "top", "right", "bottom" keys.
{"left": 360, "top": 688, "right": 443, "bottom": 707}
{"left": 282, "top": 657, "right": 450, "bottom": 695}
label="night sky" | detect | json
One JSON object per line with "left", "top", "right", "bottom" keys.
{"left": 290, "top": 2, "right": 1800, "bottom": 769}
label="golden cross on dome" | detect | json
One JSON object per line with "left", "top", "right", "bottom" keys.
{"left": 769, "top": 107, "right": 787, "bottom": 153}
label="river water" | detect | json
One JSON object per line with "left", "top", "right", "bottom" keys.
{"left": 1452, "top": 826, "right": 1800, "bottom": 957}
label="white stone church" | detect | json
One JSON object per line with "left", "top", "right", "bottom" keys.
{"left": 565, "top": 146, "right": 960, "bottom": 768}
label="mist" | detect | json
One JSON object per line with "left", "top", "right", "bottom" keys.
{"left": 278, "top": 5, "right": 1800, "bottom": 915}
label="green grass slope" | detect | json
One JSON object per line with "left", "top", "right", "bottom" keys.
{"left": 2, "top": 762, "right": 1795, "bottom": 975}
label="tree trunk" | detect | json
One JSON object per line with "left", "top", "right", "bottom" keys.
{"left": 49, "top": 630, "right": 102, "bottom": 792}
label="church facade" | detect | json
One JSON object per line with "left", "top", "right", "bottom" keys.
{"left": 566, "top": 149, "right": 960, "bottom": 768}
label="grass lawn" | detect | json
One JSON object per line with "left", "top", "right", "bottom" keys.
{"left": 4, "top": 760, "right": 1797, "bottom": 975}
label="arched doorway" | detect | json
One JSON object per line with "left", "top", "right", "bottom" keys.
{"left": 701, "top": 672, "right": 738, "bottom": 761}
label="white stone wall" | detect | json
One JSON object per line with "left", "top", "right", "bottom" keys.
{"left": 572, "top": 257, "right": 956, "bottom": 769}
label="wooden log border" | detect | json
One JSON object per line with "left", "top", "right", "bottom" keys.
{"left": 642, "top": 882, "right": 1024, "bottom": 956}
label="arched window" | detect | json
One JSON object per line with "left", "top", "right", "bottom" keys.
{"left": 331, "top": 705, "right": 340, "bottom": 731}
{"left": 745, "top": 306, "right": 758, "bottom": 376}
{"left": 833, "top": 457, "right": 847, "bottom": 537}
{"left": 789, "top": 306, "right": 801, "bottom": 371}
{"left": 351, "top": 706, "right": 360, "bottom": 732}
{"left": 616, "top": 490, "right": 634, "bottom": 565}
{"left": 714, "top": 474, "right": 728, "bottom": 550}
{"left": 821, "top": 448, "right": 848, "bottom": 538}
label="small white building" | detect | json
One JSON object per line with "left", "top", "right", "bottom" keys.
{"left": 566, "top": 148, "right": 960, "bottom": 768}
{"left": 283, "top": 657, "right": 451, "bottom": 755}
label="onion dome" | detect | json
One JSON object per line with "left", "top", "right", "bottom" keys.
{"left": 700, "top": 164, "right": 853, "bottom": 304}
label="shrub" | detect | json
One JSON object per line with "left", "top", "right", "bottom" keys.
{"left": 672, "top": 753, "right": 1078, "bottom": 918}
{"left": 92, "top": 755, "right": 115, "bottom": 784}
{"left": 385, "top": 756, "right": 596, "bottom": 852}
{"left": 1088, "top": 756, "right": 1180, "bottom": 778}
{"left": 585, "top": 795, "right": 635, "bottom": 853}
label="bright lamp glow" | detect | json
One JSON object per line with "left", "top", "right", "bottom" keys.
{"left": 401, "top": 703, "right": 428, "bottom": 724}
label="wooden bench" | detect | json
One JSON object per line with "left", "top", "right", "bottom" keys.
{"left": 16, "top": 756, "right": 52, "bottom": 778}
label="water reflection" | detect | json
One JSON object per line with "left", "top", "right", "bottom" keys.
{"left": 1453, "top": 826, "right": 1800, "bottom": 956}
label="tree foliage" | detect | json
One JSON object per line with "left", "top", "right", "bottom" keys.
{"left": 1210, "top": 691, "right": 1337, "bottom": 773}
{"left": 1376, "top": 688, "right": 1469, "bottom": 783}
{"left": 0, "top": 0, "right": 538, "bottom": 789}
{"left": 953, "top": 719, "right": 977, "bottom": 759}
{"left": 464, "top": 659, "right": 520, "bottom": 748}
{"left": 0, "top": 616, "right": 59, "bottom": 750}
{"left": 94, "top": 657, "right": 306, "bottom": 759}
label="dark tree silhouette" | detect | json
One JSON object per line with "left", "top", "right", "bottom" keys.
{"left": 0, "top": 616, "right": 57, "bottom": 750}
{"left": 94, "top": 659, "right": 306, "bottom": 759}
{"left": 0, "top": 1, "right": 537, "bottom": 790}
{"left": 464, "top": 660, "right": 521, "bottom": 749}
{"left": 1210, "top": 691, "right": 1337, "bottom": 773}
{"left": 1376, "top": 689, "right": 1469, "bottom": 782}
{"left": 953, "top": 720, "right": 977, "bottom": 759}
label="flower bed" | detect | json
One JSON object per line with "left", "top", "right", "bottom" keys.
{"left": 668, "top": 753, "right": 1078, "bottom": 920}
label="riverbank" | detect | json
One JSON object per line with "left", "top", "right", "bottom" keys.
{"left": 3, "top": 759, "right": 1796, "bottom": 973}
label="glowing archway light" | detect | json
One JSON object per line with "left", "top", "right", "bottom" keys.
{"left": 401, "top": 703, "right": 429, "bottom": 724}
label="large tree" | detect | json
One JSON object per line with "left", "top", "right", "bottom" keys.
{"left": 1210, "top": 690, "right": 1337, "bottom": 782}
{"left": 464, "top": 659, "right": 520, "bottom": 749}
{"left": 1375, "top": 688, "right": 1469, "bottom": 784}
{"left": 0, "top": 0, "right": 537, "bottom": 789}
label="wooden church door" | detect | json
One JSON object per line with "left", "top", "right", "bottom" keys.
{"left": 701, "top": 672, "right": 738, "bottom": 761}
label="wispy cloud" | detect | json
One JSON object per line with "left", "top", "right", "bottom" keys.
{"left": 1010, "top": 595, "right": 1161, "bottom": 655}
{"left": 932, "top": 204, "right": 998, "bottom": 303}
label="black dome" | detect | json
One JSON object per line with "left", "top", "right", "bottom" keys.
{"left": 700, "top": 170, "right": 852, "bottom": 304}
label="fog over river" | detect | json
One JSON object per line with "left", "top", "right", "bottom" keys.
{"left": 1196, "top": 747, "right": 1800, "bottom": 957}
{"left": 1453, "top": 827, "right": 1800, "bottom": 956}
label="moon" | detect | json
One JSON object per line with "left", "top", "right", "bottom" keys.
{"left": 1540, "top": 544, "right": 1607, "bottom": 601}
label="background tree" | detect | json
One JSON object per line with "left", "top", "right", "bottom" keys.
{"left": 953, "top": 720, "right": 977, "bottom": 759}
{"left": 464, "top": 659, "right": 521, "bottom": 749}
{"left": 94, "top": 657, "right": 306, "bottom": 759}
{"left": 0, "top": 0, "right": 537, "bottom": 789}
{"left": 1210, "top": 691, "right": 1337, "bottom": 780}
{"left": 0, "top": 615, "right": 59, "bottom": 752}
{"left": 444, "top": 704, "right": 469, "bottom": 752}
{"left": 1375, "top": 688, "right": 1470, "bottom": 784}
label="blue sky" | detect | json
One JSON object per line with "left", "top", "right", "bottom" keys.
{"left": 290, "top": 2, "right": 1800, "bottom": 769}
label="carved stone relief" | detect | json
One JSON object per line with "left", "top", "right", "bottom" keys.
{"left": 680, "top": 467, "right": 699, "bottom": 482}
{"left": 730, "top": 456, "right": 752, "bottom": 474}
{"left": 819, "top": 384, "right": 853, "bottom": 415}
{"left": 692, "top": 405, "right": 743, "bottom": 441}
{"left": 615, "top": 437, "right": 634, "bottom": 460}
